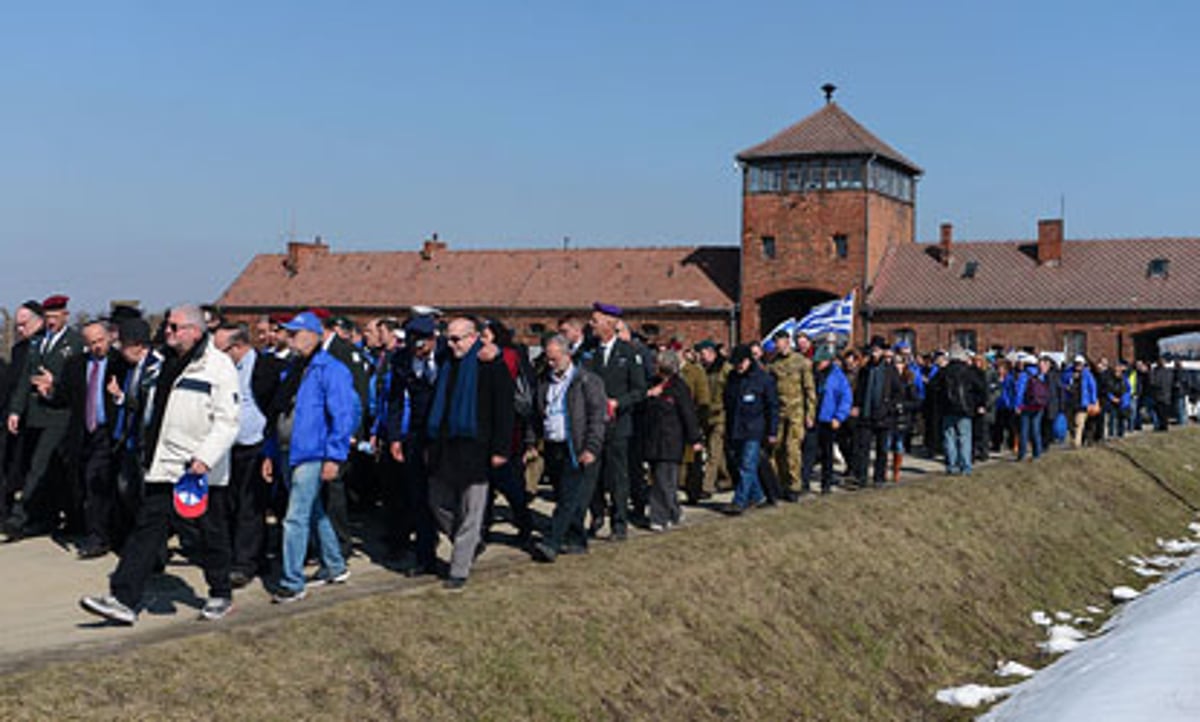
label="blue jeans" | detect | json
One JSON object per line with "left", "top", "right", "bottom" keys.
{"left": 732, "top": 438, "right": 765, "bottom": 508}
{"left": 943, "top": 415, "right": 973, "bottom": 474}
{"left": 280, "top": 461, "right": 346, "bottom": 593}
{"left": 1018, "top": 410, "right": 1044, "bottom": 459}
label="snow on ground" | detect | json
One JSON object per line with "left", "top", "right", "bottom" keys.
{"left": 1110, "top": 585, "right": 1140, "bottom": 602}
{"left": 980, "top": 550, "right": 1200, "bottom": 722}
{"left": 1156, "top": 537, "right": 1200, "bottom": 554}
{"left": 1029, "top": 611, "right": 1051, "bottom": 626}
{"left": 935, "top": 684, "right": 1015, "bottom": 709}
{"left": 1037, "top": 624, "right": 1086, "bottom": 654}
{"left": 994, "top": 661, "right": 1036, "bottom": 679}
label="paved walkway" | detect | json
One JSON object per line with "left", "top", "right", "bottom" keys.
{"left": 0, "top": 450, "right": 955, "bottom": 672}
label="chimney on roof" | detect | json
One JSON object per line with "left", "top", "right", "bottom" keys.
{"left": 420, "top": 233, "right": 447, "bottom": 261}
{"left": 939, "top": 222, "right": 953, "bottom": 266}
{"left": 285, "top": 238, "right": 329, "bottom": 276}
{"left": 821, "top": 83, "right": 837, "bottom": 104}
{"left": 1037, "top": 218, "right": 1063, "bottom": 267}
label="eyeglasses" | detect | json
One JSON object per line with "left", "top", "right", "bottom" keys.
{"left": 447, "top": 334, "right": 474, "bottom": 344}
{"left": 166, "top": 321, "right": 194, "bottom": 333}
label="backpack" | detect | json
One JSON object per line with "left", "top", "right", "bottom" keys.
{"left": 1023, "top": 375, "right": 1049, "bottom": 411}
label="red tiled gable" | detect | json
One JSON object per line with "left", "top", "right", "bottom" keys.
{"left": 869, "top": 238, "right": 1200, "bottom": 312}
{"left": 216, "top": 245, "right": 739, "bottom": 312}
{"left": 736, "top": 102, "right": 922, "bottom": 174}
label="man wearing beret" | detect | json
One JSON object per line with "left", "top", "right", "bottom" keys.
{"left": 584, "top": 302, "right": 647, "bottom": 541}
{"left": 4, "top": 294, "right": 84, "bottom": 541}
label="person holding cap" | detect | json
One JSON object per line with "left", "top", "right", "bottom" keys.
{"left": 80, "top": 304, "right": 240, "bottom": 625}
{"left": 264, "top": 311, "right": 359, "bottom": 603}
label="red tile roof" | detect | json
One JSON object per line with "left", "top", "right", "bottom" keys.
{"left": 216, "top": 244, "right": 739, "bottom": 313}
{"left": 869, "top": 237, "right": 1200, "bottom": 312}
{"left": 737, "top": 102, "right": 922, "bottom": 174}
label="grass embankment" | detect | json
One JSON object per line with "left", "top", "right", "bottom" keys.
{"left": 3, "top": 431, "right": 1200, "bottom": 721}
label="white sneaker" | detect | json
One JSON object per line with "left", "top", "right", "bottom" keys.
{"left": 309, "top": 568, "right": 351, "bottom": 586}
{"left": 649, "top": 523, "right": 666, "bottom": 532}
{"left": 199, "top": 597, "right": 234, "bottom": 621}
{"left": 80, "top": 595, "right": 137, "bottom": 626}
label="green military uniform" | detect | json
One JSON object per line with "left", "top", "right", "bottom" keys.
{"left": 768, "top": 349, "right": 817, "bottom": 493}
{"left": 679, "top": 359, "right": 711, "bottom": 501}
{"left": 702, "top": 358, "right": 732, "bottom": 492}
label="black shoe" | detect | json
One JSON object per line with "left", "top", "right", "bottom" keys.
{"left": 560, "top": 543, "right": 589, "bottom": 556}
{"left": 443, "top": 576, "right": 468, "bottom": 591}
{"left": 722, "top": 503, "right": 745, "bottom": 515}
{"left": 77, "top": 543, "right": 110, "bottom": 560}
{"left": 1, "top": 520, "right": 23, "bottom": 543}
{"left": 531, "top": 542, "right": 557, "bottom": 564}
{"left": 783, "top": 490, "right": 800, "bottom": 503}
{"left": 610, "top": 528, "right": 628, "bottom": 542}
{"left": 229, "top": 570, "right": 254, "bottom": 589}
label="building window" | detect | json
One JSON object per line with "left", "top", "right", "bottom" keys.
{"left": 1063, "top": 331, "right": 1087, "bottom": 358}
{"left": 962, "top": 260, "right": 979, "bottom": 278}
{"left": 761, "top": 236, "right": 777, "bottom": 260}
{"left": 1148, "top": 258, "right": 1169, "bottom": 278}
{"left": 952, "top": 329, "right": 977, "bottom": 352}
{"left": 747, "top": 164, "right": 783, "bottom": 193}
{"left": 832, "top": 234, "right": 848, "bottom": 259}
{"left": 894, "top": 328, "right": 916, "bottom": 351}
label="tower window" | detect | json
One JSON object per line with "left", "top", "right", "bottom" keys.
{"left": 832, "top": 234, "right": 848, "bottom": 259}
{"left": 761, "top": 236, "right": 777, "bottom": 260}
{"left": 1148, "top": 258, "right": 1169, "bottom": 278}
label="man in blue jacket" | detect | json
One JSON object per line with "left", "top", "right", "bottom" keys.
{"left": 802, "top": 346, "right": 853, "bottom": 494}
{"left": 267, "top": 312, "right": 360, "bottom": 603}
{"left": 722, "top": 344, "right": 779, "bottom": 513}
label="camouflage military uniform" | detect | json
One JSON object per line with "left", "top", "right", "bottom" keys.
{"left": 680, "top": 359, "right": 711, "bottom": 501}
{"left": 702, "top": 359, "right": 732, "bottom": 492}
{"left": 768, "top": 350, "right": 817, "bottom": 493}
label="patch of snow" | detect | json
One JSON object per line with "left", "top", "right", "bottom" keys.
{"left": 935, "top": 684, "right": 1014, "bottom": 708}
{"left": 1157, "top": 538, "right": 1200, "bottom": 554}
{"left": 1188, "top": 521, "right": 1200, "bottom": 535}
{"left": 995, "top": 661, "right": 1037, "bottom": 678}
{"left": 1085, "top": 605, "right": 1104, "bottom": 615}
{"left": 1038, "top": 625, "right": 1086, "bottom": 654}
{"left": 1030, "top": 610, "right": 1052, "bottom": 626}
{"left": 982, "top": 551, "right": 1200, "bottom": 722}
{"left": 1053, "top": 611, "right": 1072, "bottom": 622}
{"left": 1130, "top": 565, "right": 1162, "bottom": 577}
{"left": 1142, "top": 555, "right": 1185, "bottom": 569}
{"left": 1111, "top": 586, "right": 1140, "bottom": 602}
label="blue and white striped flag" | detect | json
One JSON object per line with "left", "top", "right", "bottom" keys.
{"left": 794, "top": 291, "right": 856, "bottom": 339}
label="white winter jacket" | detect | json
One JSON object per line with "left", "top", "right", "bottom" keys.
{"left": 145, "top": 338, "right": 240, "bottom": 487}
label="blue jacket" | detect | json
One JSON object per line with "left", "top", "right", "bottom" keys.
{"left": 998, "top": 372, "right": 1019, "bottom": 411}
{"left": 817, "top": 363, "right": 853, "bottom": 424}
{"left": 289, "top": 350, "right": 361, "bottom": 468}
{"left": 723, "top": 365, "right": 780, "bottom": 442}
{"left": 1013, "top": 366, "right": 1038, "bottom": 412}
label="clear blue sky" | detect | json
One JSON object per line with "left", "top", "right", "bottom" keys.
{"left": 1, "top": 1, "right": 1197, "bottom": 314}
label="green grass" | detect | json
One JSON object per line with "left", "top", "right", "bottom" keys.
{"left": 3, "top": 430, "right": 1199, "bottom": 721}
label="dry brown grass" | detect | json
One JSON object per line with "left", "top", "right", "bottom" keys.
{"left": 3, "top": 430, "right": 1199, "bottom": 721}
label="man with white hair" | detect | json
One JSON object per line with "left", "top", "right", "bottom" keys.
{"left": 80, "top": 303, "right": 241, "bottom": 625}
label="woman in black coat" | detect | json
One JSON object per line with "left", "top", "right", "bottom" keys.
{"left": 884, "top": 356, "right": 920, "bottom": 483}
{"left": 643, "top": 350, "right": 702, "bottom": 531}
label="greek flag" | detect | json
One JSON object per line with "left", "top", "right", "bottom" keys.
{"left": 793, "top": 291, "right": 856, "bottom": 339}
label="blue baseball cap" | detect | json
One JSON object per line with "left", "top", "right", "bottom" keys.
{"left": 282, "top": 311, "right": 323, "bottom": 335}
{"left": 174, "top": 471, "right": 209, "bottom": 519}
{"left": 404, "top": 315, "right": 436, "bottom": 339}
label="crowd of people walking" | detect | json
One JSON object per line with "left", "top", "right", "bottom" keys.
{"left": 0, "top": 294, "right": 1195, "bottom": 626}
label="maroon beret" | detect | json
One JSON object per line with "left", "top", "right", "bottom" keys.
{"left": 42, "top": 294, "right": 69, "bottom": 311}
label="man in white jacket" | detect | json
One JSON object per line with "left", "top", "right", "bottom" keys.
{"left": 80, "top": 304, "right": 240, "bottom": 625}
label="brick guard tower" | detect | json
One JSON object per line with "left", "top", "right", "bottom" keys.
{"left": 737, "top": 85, "right": 922, "bottom": 341}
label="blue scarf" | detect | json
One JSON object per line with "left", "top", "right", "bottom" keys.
{"left": 427, "top": 340, "right": 481, "bottom": 440}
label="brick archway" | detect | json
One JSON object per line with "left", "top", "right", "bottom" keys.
{"left": 1132, "top": 323, "right": 1200, "bottom": 362}
{"left": 756, "top": 288, "right": 839, "bottom": 340}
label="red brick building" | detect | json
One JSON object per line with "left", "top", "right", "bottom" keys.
{"left": 217, "top": 239, "right": 739, "bottom": 347}
{"left": 218, "top": 90, "right": 1200, "bottom": 360}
